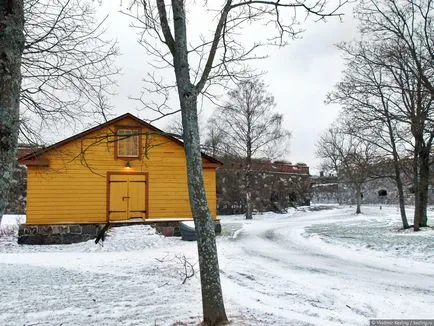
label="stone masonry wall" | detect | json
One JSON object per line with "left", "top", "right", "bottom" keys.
{"left": 18, "top": 224, "right": 104, "bottom": 245}
{"left": 312, "top": 176, "right": 434, "bottom": 205}
{"left": 217, "top": 168, "right": 311, "bottom": 215}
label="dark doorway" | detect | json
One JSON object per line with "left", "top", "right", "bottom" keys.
{"left": 378, "top": 189, "right": 387, "bottom": 197}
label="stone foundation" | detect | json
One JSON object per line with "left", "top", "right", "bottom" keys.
{"left": 18, "top": 220, "right": 222, "bottom": 245}
{"left": 217, "top": 167, "right": 311, "bottom": 215}
{"left": 18, "top": 224, "right": 104, "bottom": 245}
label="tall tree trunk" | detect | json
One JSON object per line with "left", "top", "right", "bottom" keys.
{"left": 419, "top": 187, "right": 428, "bottom": 227}
{"left": 181, "top": 97, "right": 227, "bottom": 325}
{"left": 419, "top": 147, "right": 429, "bottom": 227}
{"left": 171, "top": 1, "right": 227, "bottom": 324}
{"left": 245, "top": 107, "right": 253, "bottom": 219}
{"left": 412, "top": 82, "right": 428, "bottom": 231}
{"left": 355, "top": 184, "right": 362, "bottom": 214}
{"left": 386, "top": 117, "right": 409, "bottom": 228}
{"left": 245, "top": 160, "right": 253, "bottom": 220}
{"left": 245, "top": 184, "right": 253, "bottom": 219}
{"left": 336, "top": 183, "right": 343, "bottom": 205}
{"left": 392, "top": 157, "right": 408, "bottom": 228}
{"left": 394, "top": 169, "right": 409, "bottom": 229}
{"left": 0, "top": 0, "right": 25, "bottom": 224}
{"left": 413, "top": 141, "right": 421, "bottom": 231}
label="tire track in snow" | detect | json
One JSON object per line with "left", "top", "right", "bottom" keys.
{"left": 218, "top": 207, "right": 434, "bottom": 325}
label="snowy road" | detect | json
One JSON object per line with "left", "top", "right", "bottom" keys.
{"left": 1, "top": 206, "right": 433, "bottom": 325}
{"left": 218, "top": 207, "right": 434, "bottom": 325}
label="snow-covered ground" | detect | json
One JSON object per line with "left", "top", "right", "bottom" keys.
{"left": 1, "top": 206, "right": 433, "bottom": 325}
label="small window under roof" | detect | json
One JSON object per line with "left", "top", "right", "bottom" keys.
{"left": 117, "top": 128, "right": 140, "bottom": 158}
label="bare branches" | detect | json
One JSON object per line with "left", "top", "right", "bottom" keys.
{"left": 21, "top": 0, "right": 119, "bottom": 142}
{"left": 178, "top": 254, "right": 197, "bottom": 285}
{"left": 315, "top": 125, "right": 380, "bottom": 213}
{"left": 156, "top": 0, "right": 175, "bottom": 54}
{"left": 195, "top": 0, "right": 233, "bottom": 93}
{"left": 155, "top": 254, "right": 197, "bottom": 285}
{"left": 356, "top": 0, "right": 434, "bottom": 95}
{"left": 325, "top": 0, "right": 433, "bottom": 226}
{"left": 230, "top": 0, "right": 346, "bottom": 25}
{"left": 125, "top": 0, "right": 346, "bottom": 117}
{"left": 208, "top": 78, "right": 291, "bottom": 160}
{"left": 129, "top": 73, "right": 181, "bottom": 123}
{"left": 328, "top": 0, "right": 434, "bottom": 160}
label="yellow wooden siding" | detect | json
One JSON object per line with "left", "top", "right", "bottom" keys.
{"left": 109, "top": 179, "right": 129, "bottom": 220}
{"left": 128, "top": 177, "right": 147, "bottom": 216}
{"left": 26, "top": 117, "right": 219, "bottom": 224}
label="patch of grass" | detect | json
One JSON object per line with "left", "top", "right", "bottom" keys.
{"left": 305, "top": 218, "right": 434, "bottom": 261}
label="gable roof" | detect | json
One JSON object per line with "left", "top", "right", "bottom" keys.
{"left": 19, "top": 113, "right": 222, "bottom": 165}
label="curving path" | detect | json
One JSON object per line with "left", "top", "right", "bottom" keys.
{"left": 218, "top": 207, "right": 434, "bottom": 325}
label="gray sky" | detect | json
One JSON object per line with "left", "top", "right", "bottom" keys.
{"left": 99, "top": 2, "right": 358, "bottom": 174}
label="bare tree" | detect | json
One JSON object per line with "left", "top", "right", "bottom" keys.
{"left": 326, "top": 41, "right": 411, "bottom": 228}
{"left": 20, "top": 0, "right": 119, "bottom": 143}
{"left": 166, "top": 115, "right": 226, "bottom": 157}
{"left": 356, "top": 0, "right": 434, "bottom": 230}
{"left": 126, "top": 1, "right": 345, "bottom": 324}
{"left": 356, "top": 0, "right": 434, "bottom": 96}
{"left": 392, "top": 60, "right": 433, "bottom": 230}
{"left": 209, "top": 78, "right": 291, "bottom": 219}
{"left": 327, "top": 0, "right": 434, "bottom": 230}
{"left": 0, "top": 0, "right": 118, "bottom": 223}
{"left": 316, "top": 124, "right": 378, "bottom": 214}
{"left": 202, "top": 117, "right": 230, "bottom": 158}
{"left": 0, "top": 0, "right": 25, "bottom": 225}
{"left": 165, "top": 115, "right": 184, "bottom": 137}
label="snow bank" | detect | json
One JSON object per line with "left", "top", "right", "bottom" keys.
{"left": 0, "top": 215, "right": 25, "bottom": 228}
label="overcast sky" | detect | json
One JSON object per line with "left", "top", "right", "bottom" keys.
{"left": 98, "top": 2, "right": 358, "bottom": 175}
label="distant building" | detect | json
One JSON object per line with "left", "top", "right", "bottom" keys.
{"left": 217, "top": 158, "right": 311, "bottom": 214}
{"left": 311, "top": 171, "right": 434, "bottom": 205}
{"left": 310, "top": 173, "right": 340, "bottom": 204}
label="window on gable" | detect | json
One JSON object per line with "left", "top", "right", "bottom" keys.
{"left": 117, "top": 128, "right": 140, "bottom": 158}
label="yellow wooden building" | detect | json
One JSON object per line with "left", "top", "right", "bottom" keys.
{"left": 19, "top": 113, "right": 221, "bottom": 229}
